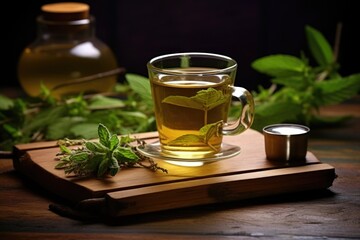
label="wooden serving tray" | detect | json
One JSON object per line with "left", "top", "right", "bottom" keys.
{"left": 12, "top": 129, "right": 336, "bottom": 217}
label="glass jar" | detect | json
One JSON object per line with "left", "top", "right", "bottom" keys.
{"left": 18, "top": 2, "right": 118, "bottom": 99}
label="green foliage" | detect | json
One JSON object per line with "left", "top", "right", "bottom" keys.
{"left": 251, "top": 55, "right": 305, "bottom": 77}
{"left": 305, "top": 25, "right": 333, "bottom": 66}
{"left": 0, "top": 73, "right": 155, "bottom": 151}
{"left": 247, "top": 25, "right": 360, "bottom": 131}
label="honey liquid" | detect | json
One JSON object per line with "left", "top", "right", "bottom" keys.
{"left": 18, "top": 41, "right": 117, "bottom": 99}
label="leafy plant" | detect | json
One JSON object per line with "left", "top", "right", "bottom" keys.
{"left": 248, "top": 25, "right": 360, "bottom": 131}
{"left": 0, "top": 74, "right": 156, "bottom": 151}
{"left": 55, "top": 123, "right": 167, "bottom": 177}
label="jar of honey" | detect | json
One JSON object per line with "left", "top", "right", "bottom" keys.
{"left": 18, "top": 2, "right": 118, "bottom": 99}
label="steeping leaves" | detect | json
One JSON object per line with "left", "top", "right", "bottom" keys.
{"left": 163, "top": 88, "right": 229, "bottom": 125}
{"left": 162, "top": 96, "right": 204, "bottom": 110}
{"left": 191, "top": 88, "right": 229, "bottom": 110}
{"left": 168, "top": 120, "right": 223, "bottom": 151}
{"left": 162, "top": 88, "right": 228, "bottom": 111}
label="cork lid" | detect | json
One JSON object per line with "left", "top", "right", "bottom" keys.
{"left": 41, "top": 2, "right": 90, "bottom": 21}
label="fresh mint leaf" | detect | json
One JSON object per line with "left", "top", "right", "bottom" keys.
{"left": 69, "top": 152, "right": 89, "bottom": 162}
{"left": 315, "top": 74, "right": 360, "bottom": 105}
{"left": 0, "top": 95, "right": 14, "bottom": 110}
{"left": 55, "top": 161, "right": 68, "bottom": 169}
{"left": 271, "top": 76, "right": 307, "bottom": 90}
{"left": 88, "top": 95, "right": 125, "bottom": 110}
{"left": 97, "top": 158, "right": 109, "bottom": 177}
{"left": 114, "top": 147, "right": 139, "bottom": 162}
{"left": 109, "top": 157, "right": 120, "bottom": 176}
{"left": 46, "top": 116, "right": 84, "bottom": 140}
{"left": 69, "top": 123, "right": 98, "bottom": 139}
{"left": 86, "top": 154, "right": 104, "bottom": 172}
{"left": 119, "top": 135, "right": 135, "bottom": 145}
{"left": 85, "top": 141, "right": 108, "bottom": 153}
{"left": 3, "top": 124, "right": 22, "bottom": 138}
{"left": 59, "top": 144, "right": 71, "bottom": 154}
{"left": 109, "top": 134, "right": 120, "bottom": 151}
{"left": 22, "top": 105, "right": 68, "bottom": 136}
{"left": 126, "top": 73, "right": 153, "bottom": 105}
{"left": 251, "top": 55, "right": 305, "bottom": 77}
{"left": 305, "top": 25, "right": 333, "bottom": 66}
{"left": 251, "top": 101, "right": 303, "bottom": 131}
{"left": 98, "top": 123, "right": 111, "bottom": 147}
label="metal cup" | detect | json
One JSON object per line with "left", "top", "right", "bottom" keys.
{"left": 263, "top": 123, "right": 310, "bottom": 162}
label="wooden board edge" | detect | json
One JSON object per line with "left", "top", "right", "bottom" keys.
{"left": 11, "top": 131, "right": 160, "bottom": 202}
{"left": 12, "top": 131, "right": 159, "bottom": 152}
{"left": 12, "top": 152, "right": 97, "bottom": 202}
{"left": 105, "top": 163, "right": 336, "bottom": 217}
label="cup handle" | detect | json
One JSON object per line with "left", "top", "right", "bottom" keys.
{"left": 222, "top": 86, "right": 255, "bottom": 135}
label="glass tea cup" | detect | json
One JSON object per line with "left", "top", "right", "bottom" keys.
{"left": 140, "top": 52, "right": 254, "bottom": 165}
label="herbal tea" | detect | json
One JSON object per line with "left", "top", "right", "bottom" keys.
{"left": 151, "top": 71, "right": 233, "bottom": 159}
{"left": 146, "top": 53, "right": 254, "bottom": 164}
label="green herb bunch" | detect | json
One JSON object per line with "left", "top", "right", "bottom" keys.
{"left": 56, "top": 123, "right": 167, "bottom": 177}
{"left": 248, "top": 26, "right": 360, "bottom": 130}
{"left": 248, "top": 25, "right": 360, "bottom": 131}
{"left": 0, "top": 74, "right": 156, "bottom": 151}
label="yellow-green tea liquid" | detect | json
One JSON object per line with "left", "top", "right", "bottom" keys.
{"left": 151, "top": 73, "right": 232, "bottom": 159}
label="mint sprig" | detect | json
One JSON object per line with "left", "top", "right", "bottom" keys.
{"left": 55, "top": 123, "right": 167, "bottom": 178}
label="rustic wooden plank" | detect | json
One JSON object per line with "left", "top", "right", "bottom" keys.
{"left": 13, "top": 131, "right": 160, "bottom": 151}
{"left": 12, "top": 129, "right": 322, "bottom": 201}
{"left": 105, "top": 163, "right": 335, "bottom": 216}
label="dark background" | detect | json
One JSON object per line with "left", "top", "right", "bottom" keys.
{"left": 6, "top": 0, "right": 359, "bottom": 92}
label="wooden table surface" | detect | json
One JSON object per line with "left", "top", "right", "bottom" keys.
{"left": 1, "top": 98, "right": 359, "bottom": 240}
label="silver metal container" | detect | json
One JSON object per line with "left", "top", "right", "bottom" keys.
{"left": 263, "top": 123, "right": 310, "bottom": 162}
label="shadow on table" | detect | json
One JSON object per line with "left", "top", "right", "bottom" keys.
{"left": 48, "top": 187, "right": 336, "bottom": 225}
